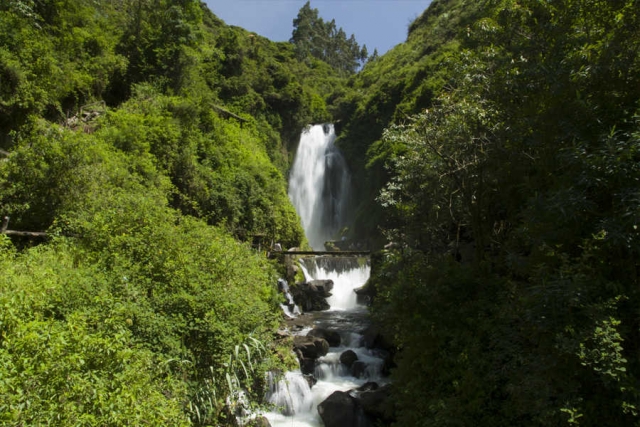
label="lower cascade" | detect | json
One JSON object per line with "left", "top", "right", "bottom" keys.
{"left": 264, "top": 256, "right": 393, "bottom": 427}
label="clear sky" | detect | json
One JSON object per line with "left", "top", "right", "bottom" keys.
{"left": 203, "top": 0, "right": 432, "bottom": 56}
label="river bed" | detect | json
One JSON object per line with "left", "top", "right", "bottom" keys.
{"left": 263, "top": 257, "right": 387, "bottom": 427}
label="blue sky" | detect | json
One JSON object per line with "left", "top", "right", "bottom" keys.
{"left": 203, "top": 1, "right": 433, "bottom": 56}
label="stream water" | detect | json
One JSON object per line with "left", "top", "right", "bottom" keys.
{"left": 264, "top": 257, "right": 386, "bottom": 427}
{"left": 262, "top": 124, "right": 385, "bottom": 426}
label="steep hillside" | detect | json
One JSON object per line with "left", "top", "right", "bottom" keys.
{"left": 0, "top": 0, "right": 348, "bottom": 243}
{"left": 335, "top": 0, "right": 484, "bottom": 243}
{"left": 342, "top": 0, "right": 640, "bottom": 426}
{"left": 0, "top": 1, "right": 348, "bottom": 425}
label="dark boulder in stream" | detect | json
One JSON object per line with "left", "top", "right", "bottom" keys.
{"left": 299, "top": 357, "right": 316, "bottom": 375}
{"left": 340, "top": 349, "right": 359, "bottom": 368}
{"left": 290, "top": 280, "right": 334, "bottom": 311}
{"left": 307, "top": 327, "right": 341, "bottom": 346}
{"left": 317, "top": 391, "right": 369, "bottom": 427}
{"left": 355, "top": 384, "right": 395, "bottom": 424}
{"left": 351, "top": 360, "right": 367, "bottom": 378}
{"left": 293, "top": 335, "right": 329, "bottom": 359}
{"left": 316, "top": 383, "right": 394, "bottom": 427}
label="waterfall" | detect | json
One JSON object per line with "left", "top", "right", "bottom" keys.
{"left": 288, "top": 124, "right": 351, "bottom": 250}
{"left": 277, "top": 278, "right": 301, "bottom": 318}
{"left": 263, "top": 125, "right": 385, "bottom": 427}
{"left": 266, "top": 371, "right": 314, "bottom": 416}
{"left": 300, "top": 257, "right": 371, "bottom": 311}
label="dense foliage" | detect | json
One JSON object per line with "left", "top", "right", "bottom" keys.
{"left": 0, "top": 116, "right": 289, "bottom": 424}
{"left": 3, "top": 0, "right": 639, "bottom": 425}
{"left": 335, "top": 0, "right": 485, "bottom": 242}
{"left": 357, "top": 0, "right": 640, "bottom": 426}
{"left": 0, "top": 0, "right": 344, "bottom": 424}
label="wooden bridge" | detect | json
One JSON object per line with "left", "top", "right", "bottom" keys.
{"left": 271, "top": 250, "right": 371, "bottom": 284}
{"left": 271, "top": 251, "right": 370, "bottom": 257}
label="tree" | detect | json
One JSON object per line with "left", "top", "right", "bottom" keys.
{"left": 290, "top": 1, "right": 367, "bottom": 74}
{"left": 370, "top": 0, "right": 640, "bottom": 425}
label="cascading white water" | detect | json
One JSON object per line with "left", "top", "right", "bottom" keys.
{"left": 266, "top": 371, "right": 314, "bottom": 416}
{"left": 300, "top": 257, "right": 371, "bottom": 311}
{"left": 264, "top": 125, "right": 384, "bottom": 427}
{"left": 288, "top": 124, "right": 351, "bottom": 250}
{"left": 264, "top": 257, "right": 382, "bottom": 427}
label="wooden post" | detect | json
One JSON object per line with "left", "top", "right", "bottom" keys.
{"left": 1, "top": 216, "right": 8, "bottom": 233}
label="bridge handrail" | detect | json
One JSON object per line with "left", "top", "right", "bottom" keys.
{"left": 272, "top": 251, "right": 370, "bottom": 256}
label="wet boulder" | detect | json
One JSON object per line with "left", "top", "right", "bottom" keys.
{"left": 351, "top": 360, "right": 367, "bottom": 378}
{"left": 317, "top": 391, "right": 368, "bottom": 427}
{"left": 290, "top": 281, "right": 332, "bottom": 312}
{"left": 299, "top": 357, "right": 316, "bottom": 375}
{"left": 339, "top": 349, "right": 358, "bottom": 368}
{"left": 354, "top": 280, "right": 375, "bottom": 305}
{"left": 303, "top": 373, "right": 317, "bottom": 389}
{"left": 293, "top": 336, "right": 329, "bottom": 359}
{"left": 307, "top": 327, "right": 341, "bottom": 347}
{"left": 356, "top": 382, "right": 379, "bottom": 392}
{"left": 308, "top": 279, "right": 334, "bottom": 296}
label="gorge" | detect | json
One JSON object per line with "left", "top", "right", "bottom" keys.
{"left": 0, "top": 1, "right": 638, "bottom": 426}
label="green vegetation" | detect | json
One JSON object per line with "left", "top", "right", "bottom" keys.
{"left": 334, "top": 0, "right": 485, "bottom": 242}
{"left": 349, "top": 1, "right": 640, "bottom": 426}
{"left": 2, "top": 0, "right": 639, "bottom": 425}
{"left": 0, "top": 116, "right": 288, "bottom": 424}
{"left": 0, "top": 0, "right": 336, "bottom": 424}
{"left": 291, "top": 1, "right": 370, "bottom": 75}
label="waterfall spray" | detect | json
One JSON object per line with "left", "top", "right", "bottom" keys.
{"left": 288, "top": 124, "right": 351, "bottom": 250}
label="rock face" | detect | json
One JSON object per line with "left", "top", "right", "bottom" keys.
{"left": 307, "top": 327, "right": 341, "bottom": 347}
{"left": 317, "top": 391, "right": 365, "bottom": 427}
{"left": 290, "top": 280, "right": 334, "bottom": 312}
{"left": 354, "top": 280, "right": 375, "bottom": 305}
{"left": 309, "top": 279, "right": 334, "bottom": 296}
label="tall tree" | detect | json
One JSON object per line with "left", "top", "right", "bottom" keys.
{"left": 290, "top": 1, "right": 368, "bottom": 74}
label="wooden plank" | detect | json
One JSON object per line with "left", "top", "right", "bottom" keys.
{"left": 272, "top": 251, "right": 370, "bottom": 256}
{"left": 1, "top": 217, "right": 48, "bottom": 238}
{"left": 3, "top": 230, "right": 48, "bottom": 238}
{"left": 212, "top": 105, "right": 248, "bottom": 123}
